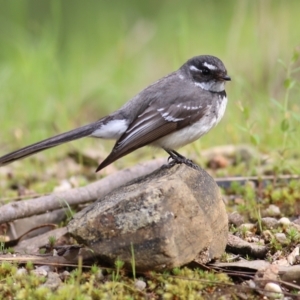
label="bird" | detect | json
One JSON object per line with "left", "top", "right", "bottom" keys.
{"left": 0, "top": 55, "right": 231, "bottom": 172}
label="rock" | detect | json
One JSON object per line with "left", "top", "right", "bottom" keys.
{"left": 31, "top": 266, "right": 49, "bottom": 277}
{"left": 262, "top": 230, "right": 274, "bottom": 242}
{"left": 273, "top": 258, "right": 289, "bottom": 267}
{"left": 279, "top": 265, "right": 300, "bottom": 284}
{"left": 278, "top": 217, "right": 290, "bottom": 227}
{"left": 226, "top": 234, "right": 268, "bottom": 259}
{"left": 16, "top": 268, "right": 28, "bottom": 277}
{"left": 42, "top": 272, "right": 61, "bottom": 291}
{"left": 264, "top": 282, "right": 283, "bottom": 299}
{"left": 238, "top": 223, "right": 256, "bottom": 232}
{"left": 8, "top": 209, "right": 67, "bottom": 240}
{"left": 255, "top": 264, "right": 279, "bottom": 285}
{"left": 68, "top": 164, "right": 228, "bottom": 271}
{"left": 96, "top": 270, "right": 104, "bottom": 281}
{"left": 228, "top": 212, "right": 244, "bottom": 227}
{"left": 263, "top": 205, "right": 281, "bottom": 217}
{"left": 134, "top": 279, "right": 146, "bottom": 291}
{"left": 206, "top": 154, "right": 230, "bottom": 169}
{"left": 275, "top": 233, "right": 288, "bottom": 245}
{"left": 59, "top": 270, "right": 70, "bottom": 281}
{"left": 211, "top": 260, "right": 270, "bottom": 271}
{"left": 287, "top": 246, "right": 299, "bottom": 265}
{"left": 261, "top": 217, "right": 279, "bottom": 230}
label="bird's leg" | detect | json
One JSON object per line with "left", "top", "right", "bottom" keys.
{"left": 164, "top": 149, "right": 200, "bottom": 170}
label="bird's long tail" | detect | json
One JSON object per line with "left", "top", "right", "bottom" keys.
{"left": 0, "top": 122, "right": 101, "bottom": 167}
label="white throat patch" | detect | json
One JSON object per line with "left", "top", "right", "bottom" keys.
{"left": 195, "top": 81, "right": 225, "bottom": 92}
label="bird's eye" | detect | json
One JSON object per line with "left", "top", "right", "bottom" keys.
{"left": 201, "top": 67, "right": 210, "bottom": 75}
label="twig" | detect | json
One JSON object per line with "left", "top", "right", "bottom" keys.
{"left": 0, "top": 158, "right": 166, "bottom": 224}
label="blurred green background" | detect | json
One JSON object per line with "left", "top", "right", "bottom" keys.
{"left": 0, "top": 0, "right": 299, "bottom": 171}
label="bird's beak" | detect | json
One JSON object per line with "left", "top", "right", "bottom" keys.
{"left": 222, "top": 75, "right": 231, "bottom": 81}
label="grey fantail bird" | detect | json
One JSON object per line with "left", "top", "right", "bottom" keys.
{"left": 0, "top": 55, "right": 231, "bottom": 172}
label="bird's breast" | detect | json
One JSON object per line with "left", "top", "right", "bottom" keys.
{"left": 154, "top": 94, "right": 227, "bottom": 149}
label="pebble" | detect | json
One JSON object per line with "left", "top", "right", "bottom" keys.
{"left": 53, "top": 180, "right": 72, "bottom": 192}
{"left": 31, "top": 266, "right": 48, "bottom": 277}
{"left": 261, "top": 217, "right": 279, "bottom": 230}
{"left": 134, "top": 279, "right": 147, "bottom": 291}
{"left": 278, "top": 217, "right": 290, "bottom": 226}
{"left": 228, "top": 212, "right": 244, "bottom": 227}
{"left": 287, "top": 246, "right": 299, "bottom": 265}
{"left": 264, "top": 282, "right": 283, "bottom": 299}
{"left": 96, "top": 270, "right": 104, "bottom": 281}
{"left": 16, "top": 268, "right": 28, "bottom": 277}
{"left": 42, "top": 272, "right": 62, "bottom": 291}
{"left": 275, "top": 233, "right": 288, "bottom": 245}
{"left": 264, "top": 205, "right": 281, "bottom": 217}
{"left": 238, "top": 223, "right": 256, "bottom": 231}
{"left": 59, "top": 270, "right": 70, "bottom": 281}
{"left": 262, "top": 230, "right": 274, "bottom": 241}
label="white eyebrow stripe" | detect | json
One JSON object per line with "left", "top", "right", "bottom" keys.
{"left": 203, "top": 62, "right": 217, "bottom": 70}
{"left": 157, "top": 108, "right": 164, "bottom": 112}
{"left": 189, "top": 65, "right": 199, "bottom": 72}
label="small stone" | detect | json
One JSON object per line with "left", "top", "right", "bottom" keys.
{"left": 134, "top": 279, "right": 147, "bottom": 291}
{"left": 264, "top": 282, "right": 283, "bottom": 299}
{"left": 247, "top": 280, "right": 256, "bottom": 289}
{"left": 16, "top": 268, "right": 28, "bottom": 277}
{"left": 261, "top": 217, "right": 279, "bottom": 230}
{"left": 53, "top": 180, "right": 72, "bottom": 192}
{"left": 59, "top": 270, "right": 70, "bottom": 281}
{"left": 226, "top": 234, "right": 268, "bottom": 259}
{"left": 96, "top": 270, "right": 104, "bottom": 281}
{"left": 291, "top": 222, "right": 300, "bottom": 232}
{"left": 32, "top": 266, "right": 48, "bottom": 277}
{"left": 262, "top": 230, "right": 274, "bottom": 241}
{"left": 273, "top": 258, "right": 289, "bottom": 266}
{"left": 238, "top": 223, "right": 256, "bottom": 232}
{"left": 42, "top": 272, "right": 61, "bottom": 291}
{"left": 275, "top": 233, "right": 288, "bottom": 245}
{"left": 278, "top": 217, "right": 290, "bottom": 227}
{"left": 264, "top": 205, "right": 281, "bottom": 217}
{"left": 279, "top": 265, "right": 300, "bottom": 284}
{"left": 287, "top": 246, "right": 299, "bottom": 265}
{"left": 207, "top": 154, "right": 230, "bottom": 169}
{"left": 292, "top": 217, "right": 300, "bottom": 226}
{"left": 228, "top": 212, "right": 244, "bottom": 227}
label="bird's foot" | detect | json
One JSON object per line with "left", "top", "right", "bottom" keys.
{"left": 165, "top": 149, "right": 201, "bottom": 170}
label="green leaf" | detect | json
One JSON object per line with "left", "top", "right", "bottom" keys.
{"left": 281, "top": 119, "right": 289, "bottom": 132}
{"left": 284, "top": 78, "right": 296, "bottom": 90}
{"left": 235, "top": 124, "right": 248, "bottom": 132}
{"left": 292, "top": 112, "right": 300, "bottom": 121}
{"left": 277, "top": 59, "right": 287, "bottom": 69}
{"left": 270, "top": 98, "right": 285, "bottom": 111}
{"left": 291, "top": 66, "right": 300, "bottom": 74}
{"left": 250, "top": 134, "right": 260, "bottom": 146}
{"left": 292, "top": 48, "right": 300, "bottom": 63}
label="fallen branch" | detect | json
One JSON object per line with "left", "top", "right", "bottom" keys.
{"left": 0, "top": 158, "right": 166, "bottom": 224}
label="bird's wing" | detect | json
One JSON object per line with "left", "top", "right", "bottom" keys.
{"left": 96, "top": 97, "right": 210, "bottom": 171}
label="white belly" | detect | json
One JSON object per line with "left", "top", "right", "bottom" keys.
{"left": 154, "top": 96, "right": 227, "bottom": 149}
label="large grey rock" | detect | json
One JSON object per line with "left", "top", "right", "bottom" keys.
{"left": 68, "top": 164, "right": 228, "bottom": 271}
